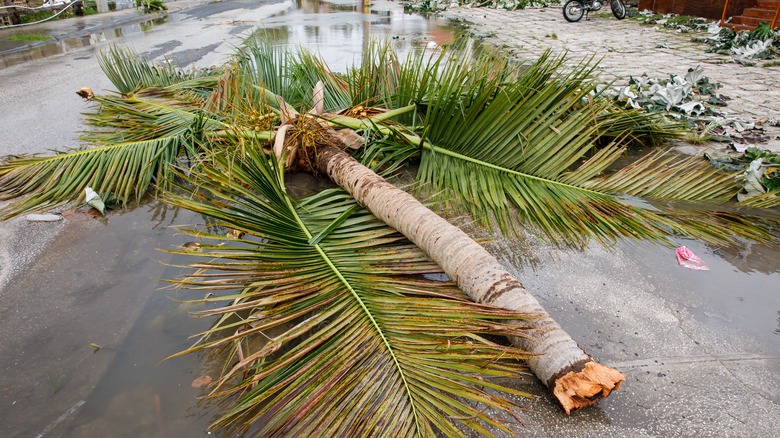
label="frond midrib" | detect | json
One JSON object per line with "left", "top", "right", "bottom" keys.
{"left": 0, "top": 136, "right": 183, "bottom": 169}
{"left": 281, "top": 187, "right": 424, "bottom": 434}
{"left": 423, "top": 142, "right": 608, "bottom": 198}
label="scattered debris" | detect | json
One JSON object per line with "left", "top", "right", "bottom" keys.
{"left": 706, "top": 146, "right": 780, "bottom": 198}
{"left": 25, "top": 213, "right": 62, "bottom": 222}
{"left": 76, "top": 87, "right": 94, "bottom": 101}
{"left": 692, "top": 22, "right": 780, "bottom": 62}
{"left": 191, "top": 375, "right": 212, "bottom": 388}
{"left": 738, "top": 158, "right": 767, "bottom": 202}
{"left": 608, "top": 66, "right": 723, "bottom": 117}
{"left": 61, "top": 207, "right": 102, "bottom": 222}
{"left": 676, "top": 246, "right": 710, "bottom": 270}
{"left": 85, "top": 187, "right": 106, "bottom": 216}
{"left": 636, "top": 11, "right": 714, "bottom": 32}
{"left": 402, "top": 0, "right": 543, "bottom": 13}
{"left": 89, "top": 342, "right": 102, "bottom": 353}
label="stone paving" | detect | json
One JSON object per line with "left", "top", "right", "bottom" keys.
{"left": 446, "top": 7, "right": 780, "bottom": 150}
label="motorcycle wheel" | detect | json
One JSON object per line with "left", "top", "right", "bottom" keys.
{"left": 563, "top": 0, "right": 585, "bottom": 23}
{"left": 610, "top": 0, "right": 627, "bottom": 19}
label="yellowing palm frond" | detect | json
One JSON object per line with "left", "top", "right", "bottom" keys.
{"left": 164, "top": 146, "right": 531, "bottom": 436}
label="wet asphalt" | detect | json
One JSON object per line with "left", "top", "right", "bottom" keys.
{"left": 0, "top": 2, "right": 778, "bottom": 437}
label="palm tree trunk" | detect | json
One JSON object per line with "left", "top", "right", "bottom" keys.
{"left": 315, "top": 144, "right": 624, "bottom": 414}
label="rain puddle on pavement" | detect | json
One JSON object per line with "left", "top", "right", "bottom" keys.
{"left": 0, "top": 0, "right": 453, "bottom": 70}
{"left": 0, "top": 16, "right": 170, "bottom": 69}
{"left": 3, "top": 1, "right": 777, "bottom": 436}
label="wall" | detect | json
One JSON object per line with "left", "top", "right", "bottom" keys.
{"left": 637, "top": 0, "right": 752, "bottom": 20}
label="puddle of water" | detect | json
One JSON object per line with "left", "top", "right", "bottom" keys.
{"left": 0, "top": 0, "right": 454, "bottom": 71}
{"left": 0, "top": 202, "right": 222, "bottom": 437}
{"left": 0, "top": 16, "right": 169, "bottom": 69}
{"left": 251, "top": 0, "right": 454, "bottom": 71}
{"left": 627, "top": 238, "right": 780, "bottom": 349}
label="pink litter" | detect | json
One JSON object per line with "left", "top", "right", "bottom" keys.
{"left": 675, "top": 246, "right": 710, "bottom": 271}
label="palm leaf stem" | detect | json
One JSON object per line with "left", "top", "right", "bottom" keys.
{"left": 327, "top": 114, "right": 611, "bottom": 197}
{"left": 276, "top": 169, "right": 424, "bottom": 434}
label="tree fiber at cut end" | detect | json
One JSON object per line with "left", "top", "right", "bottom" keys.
{"left": 551, "top": 361, "right": 625, "bottom": 414}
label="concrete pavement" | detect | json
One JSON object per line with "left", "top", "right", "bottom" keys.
{"left": 447, "top": 7, "right": 780, "bottom": 152}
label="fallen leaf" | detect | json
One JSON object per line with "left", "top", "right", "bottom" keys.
{"left": 76, "top": 87, "right": 94, "bottom": 100}
{"left": 62, "top": 208, "right": 102, "bottom": 222}
{"left": 191, "top": 375, "right": 212, "bottom": 388}
{"left": 182, "top": 242, "right": 202, "bottom": 251}
{"left": 85, "top": 187, "right": 106, "bottom": 216}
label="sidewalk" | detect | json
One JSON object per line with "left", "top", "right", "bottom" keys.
{"left": 446, "top": 7, "right": 780, "bottom": 151}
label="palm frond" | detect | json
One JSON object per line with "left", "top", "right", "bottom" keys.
{"left": 407, "top": 48, "right": 773, "bottom": 246}
{"left": 82, "top": 92, "right": 219, "bottom": 144}
{"left": 164, "top": 145, "right": 531, "bottom": 437}
{"left": 0, "top": 130, "right": 197, "bottom": 218}
{"left": 0, "top": 89, "right": 227, "bottom": 218}
{"left": 98, "top": 46, "right": 220, "bottom": 96}
{"left": 290, "top": 49, "right": 352, "bottom": 112}
{"left": 346, "top": 41, "right": 403, "bottom": 108}
{"left": 583, "top": 149, "right": 738, "bottom": 202}
{"left": 738, "top": 190, "right": 780, "bottom": 208}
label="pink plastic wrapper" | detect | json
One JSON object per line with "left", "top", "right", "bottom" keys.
{"left": 675, "top": 246, "right": 710, "bottom": 271}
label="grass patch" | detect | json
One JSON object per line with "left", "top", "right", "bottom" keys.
{"left": 19, "top": 10, "right": 56, "bottom": 24}
{"left": 763, "top": 60, "right": 780, "bottom": 67}
{"left": 8, "top": 33, "right": 50, "bottom": 42}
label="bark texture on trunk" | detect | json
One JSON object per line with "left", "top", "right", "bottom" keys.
{"left": 316, "top": 145, "right": 624, "bottom": 413}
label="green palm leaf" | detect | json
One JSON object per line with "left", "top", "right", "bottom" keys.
{"left": 165, "top": 145, "right": 531, "bottom": 436}
{"left": 98, "top": 45, "right": 220, "bottom": 96}
{"left": 0, "top": 91, "right": 224, "bottom": 218}
{"left": 405, "top": 48, "right": 774, "bottom": 246}
{"left": 0, "top": 136, "right": 188, "bottom": 219}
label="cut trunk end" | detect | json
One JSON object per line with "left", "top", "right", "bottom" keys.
{"left": 551, "top": 361, "right": 624, "bottom": 414}
{"left": 316, "top": 144, "right": 625, "bottom": 414}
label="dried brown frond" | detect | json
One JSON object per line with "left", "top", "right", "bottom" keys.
{"left": 339, "top": 102, "right": 388, "bottom": 119}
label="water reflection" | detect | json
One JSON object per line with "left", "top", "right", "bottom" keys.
{"left": 0, "top": 16, "right": 168, "bottom": 69}
{"left": 713, "top": 239, "right": 780, "bottom": 275}
{"left": 1, "top": 0, "right": 451, "bottom": 72}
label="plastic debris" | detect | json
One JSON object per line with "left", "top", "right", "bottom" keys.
{"left": 25, "top": 213, "right": 62, "bottom": 222}
{"left": 85, "top": 187, "right": 106, "bottom": 216}
{"left": 737, "top": 158, "right": 766, "bottom": 202}
{"left": 676, "top": 246, "right": 710, "bottom": 270}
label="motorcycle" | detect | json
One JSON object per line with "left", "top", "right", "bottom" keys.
{"left": 563, "top": 0, "right": 627, "bottom": 22}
